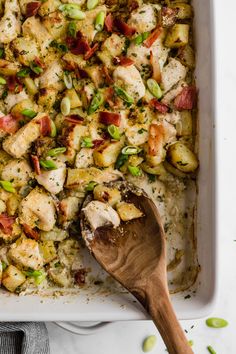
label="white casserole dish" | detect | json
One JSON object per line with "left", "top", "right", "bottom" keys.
{"left": 0, "top": 0, "right": 217, "bottom": 321}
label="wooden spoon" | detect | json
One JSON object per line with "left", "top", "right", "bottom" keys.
{"left": 80, "top": 181, "right": 193, "bottom": 354}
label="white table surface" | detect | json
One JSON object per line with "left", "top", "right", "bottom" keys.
{"left": 46, "top": 0, "right": 236, "bottom": 352}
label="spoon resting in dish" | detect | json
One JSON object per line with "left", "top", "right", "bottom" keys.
{"left": 80, "top": 181, "right": 193, "bottom": 354}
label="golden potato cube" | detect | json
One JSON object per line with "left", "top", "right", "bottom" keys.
{"left": 93, "top": 141, "right": 123, "bottom": 168}
{"left": 165, "top": 24, "right": 190, "bottom": 48}
{"left": 23, "top": 78, "right": 38, "bottom": 96}
{"left": 93, "top": 185, "right": 121, "bottom": 206}
{"left": 2, "top": 265, "right": 26, "bottom": 292}
{"left": 0, "top": 59, "right": 19, "bottom": 76}
{"left": 39, "top": 241, "right": 57, "bottom": 264}
{"left": 116, "top": 202, "right": 143, "bottom": 222}
{"left": 167, "top": 142, "right": 198, "bottom": 172}
{"left": 65, "top": 88, "right": 82, "bottom": 109}
{"left": 176, "top": 111, "right": 193, "bottom": 136}
{"left": 171, "top": 3, "right": 193, "bottom": 19}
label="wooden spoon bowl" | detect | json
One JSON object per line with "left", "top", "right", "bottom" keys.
{"left": 80, "top": 181, "right": 193, "bottom": 354}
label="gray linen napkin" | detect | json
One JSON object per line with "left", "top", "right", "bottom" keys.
{"left": 0, "top": 322, "right": 50, "bottom": 354}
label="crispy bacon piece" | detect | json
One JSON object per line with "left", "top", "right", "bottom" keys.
{"left": 150, "top": 50, "right": 161, "bottom": 83}
{"left": 31, "top": 155, "right": 41, "bottom": 175}
{"left": 105, "top": 13, "right": 113, "bottom": 32}
{"left": 84, "top": 43, "right": 99, "bottom": 60}
{"left": 128, "top": 0, "right": 139, "bottom": 11}
{"left": 149, "top": 98, "right": 169, "bottom": 114}
{"left": 34, "top": 57, "right": 45, "bottom": 69}
{"left": 66, "top": 31, "right": 90, "bottom": 55}
{"left": 39, "top": 115, "right": 51, "bottom": 136}
{"left": 174, "top": 86, "right": 198, "bottom": 111}
{"left": 23, "top": 224, "right": 39, "bottom": 240}
{"left": 148, "top": 123, "right": 164, "bottom": 156}
{"left": 0, "top": 214, "right": 15, "bottom": 235}
{"left": 65, "top": 115, "right": 84, "bottom": 124}
{"left": 0, "top": 114, "right": 19, "bottom": 134}
{"left": 103, "top": 66, "right": 114, "bottom": 84}
{"left": 144, "top": 27, "right": 162, "bottom": 48}
{"left": 7, "top": 76, "right": 23, "bottom": 93}
{"left": 114, "top": 18, "right": 136, "bottom": 37}
{"left": 74, "top": 269, "right": 87, "bottom": 286}
{"left": 26, "top": 1, "right": 41, "bottom": 17}
{"left": 99, "top": 111, "right": 121, "bottom": 126}
{"left": 92, "top": 139, "right": 105, "bottom": 148}
{"left": 118, "top": 56, "right": 134, "bottom": 67}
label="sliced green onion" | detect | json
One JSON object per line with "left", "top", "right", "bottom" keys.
{"left": 142, "top": 335, "right": 157, "bottom": 352}
{"left": 68, "top": 21, "right": 77, "bottom": 37}
{"left": 115, "top": 153, "right": 128, "bottom": 170}
{"left": 147, "top": 78, "right": 162, "bottom": 99}
{"left": 40, "top": 160, "right": 58, "bottom": 170}
{"left": 0, "top": 180, "right": 15, "bottom": 193}
{"left": 50, "top": 120, "right": 57, "bottom": 138}
{"left": 107, "top": 124, "right": 121, "bottom": 140}
{"left": 30, "top": 61, "right": 43, "bottom": 75}
{"left": 59, "top": 4, "right": 86, "bottom": 20}
{"left": 114, "top": 86, "right": 134, "bottom": 105}
{"left": 128, "top": 165, "right": 142, "bottom": 177}
{"left": 87, "top": 0, "right": 99, "bottom": 10}
{"left": 95, "top": 11, "right": 105, "bottom": 31}
{"left": 134, "top": 32, "right": 150, "bottom": 45}
{"left": 88, "top": 91, "right": 103, "bottom": 115}
{"left": 122, "top": 146, "right": 142, "bottom": 155}
{"left": 63, "top": 72, "right": 73, "bottom": 89}
{"left": 81, "top": 137, "right": 93, "bottom": 148}
{"left": 34, "top": 272, "right": 46, "bottom": 285}
{"left": 21, "top": 109, "right": 37, "bottom": 118}
{"left": 46, "top": 147, "right": 66, "bottom": 157}
{"left": 1, "top": 260, "right": 7, "bottom": 270}
{"left": 85, "top": 181, "right": 97, "bottom": 191}
{"left": 50, "top": 40, "right": 68, "bottom": 53}
{"left": 17, "top": 68, "right": 31, "bottom": 78}
{"left": 24, "top": 269, "right": 43, "bottom": 277}
{"left": 0, "top": 48, "right": 4, "bottom": 59}
{"left": 188, "top": 340, "right": 194, "bottom": 347}
{"left": 61, "top": 96, "right": 71, "bottom": 116}
{"left": 207, "top": 346, "right": 216, "bottom": 354}
{"left": 0, "top": 77, "right": 6, "bottom": 85}
{"left": 206, "top": 318, "right": 228, "bottom": 328}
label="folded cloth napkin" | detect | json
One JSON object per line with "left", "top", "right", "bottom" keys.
{"left": 0, "top": 322, "right": 50, "bottom": 354}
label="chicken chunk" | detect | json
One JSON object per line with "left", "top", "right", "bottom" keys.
{"left": 128, "top": 4, "right": 158, "bottom": 34}
{"left": 39, "top": 60, "right": 64, "bottom": 91}
{"left": 0, "top": 0, "right": 21, "bottom": 44}
{"left": 161, "top": 58, "right": 187, "bottom": 93}
{"left": 12, "top": 37, "right": 39, "bottom": 66}
{"left": 4, "top": 90, "right": 29, "bottom": 112}
{"left": 2, "top": 265, "right": 26, "bottom": 292}
{"left": 36, "top": 159, "right": 66, "bottom": 194}
{"left": 2, "top": 114, "right": 43, "bottom": 158}
{"left": 76, "top": 5, "right": 107, "bottom": 42}
{"left": 38, "top": 0, "right": 61, "bottom": 16}
{"left": 125, "top": 123, "right": 149, "bottom": 146}
{"left": 75, "top": 148, "right": 94, "bottom": 169}
{"left": 98, "top": 34, "right": 126, "bottom": 69}
{"left": 59, "top": 196, "right": 80, "bottom": 225}
{"left": 20, "top": 188, "right": 56, "bottom": 231}
{"left": 1, "top": 159, "right": 32, "bottom": 188}
{"left": 113, "top": 65, "right": 145, "bottom": 102}
{"left": 116, "top": 202, "right": 143, "bottom": 221}
{"left": 42, "top": 11, "right": 67, "bottom": 40}
{"left": 83, "top": 200, "right": 120, "bottom": 231}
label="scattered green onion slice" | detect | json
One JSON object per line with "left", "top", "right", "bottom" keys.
{"left": 107, "top": 124, "right": 121, "bottom": 140}
{"left": 85, "top": 181, "right": 97, "bottom": 191}
{"left": 115, "top": 153, "right": 128, "bottom": 170}
{"left": 1, "top": 260, "right": 7, "bottom": 270}
{"left": 128, "top": 165, "right": 142, "bottom": 177}
{"left": 87, "top": 0, "right": 99, "bottom": 10}
{"left": 147, "top": 78, "right": 162, "bottom": 99}
{"left": 30, "top": 61, "right": 43, "bottom": 75}
{"left": 24, "top": 269, "right": 43, "bottom": 277}
{"left": 21, "top": 109, "right": 37, "bottom": 118}
{"left": 122, "top": 145, "right": 142, "bottom": 155}
{"left": 88, "top": 91, "right": 103, "bottom": 115}
{"left": 95, "top": 11, "right": 105, "bottom": 31}
{"left": 206, "top": 318, "right": 228, "bottom": 328}
{"left": 68, "top": 21, "right": 77, "bottom": 38}
{"left": 81, "top": 137, "right": 93, "bottom": 148}
{"left": 59, "top": 4, "right": 86, "bottom": 20}
{"left": 40, "top": 160, "right": 58, "bottom": 170}
{"left": 142, "top": 335, "right": 157, "bottom": 352}
{"left": 50, "top": 120, "right": 57, "bottom": 138}
{"left": 207, "top": 346, "right": 217, "bottom": 354}
{"left": 61, "top": 96, "right": 71, "bottom": 116}
{"left": 17, "top": 68, "right": 31, "bottom": 78}
{"left": 50, "top": 40, "right": 68, "bottom": 53}
{"left": 134, "top": 31, "right": 150, "bottom": 45}
{"left": 0, "top": 48, "right": 4, "bottom": 59}
{"left": 0, "top": 180, "right": 15, "bottom": 193}
{"left": 188, "top": 340, "right": 194, "bottom": 347}
{"left": 47, "top": 147, "right": 66, "bottom": 157}
{"left": 0, "top": 77, "right": 6, "bottom": 85}
{"left": 114, "top": 86, "right": 134, "bottom": 105}
{"left": 34, "top": 272, "right": 46, "bottom": 285}
{"left": 63, "top": 72, "right": 73, "bottom": 89}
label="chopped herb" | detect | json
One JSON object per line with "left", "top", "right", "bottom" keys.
{"left": 207, "top": 346, "right": 217, "bottom": 354}
{"left": 21, "top": 109, "right": 37, "bottom": 118}
{"left": 115, "top": 153, "right": 128, "bottom": 170}
{"left": 107, "top": 124, "right": 121, "bottom": 140}
{"left": 81, "top": 137, "right": 93, "bottom": 148}
{"left": 68, "top": 21, "right": 76, "bottom": 37}
{"left": 138, "top": 128, "right": 147, "bottom": 134}
{"left": 85, "top": 181, "right": 97, "bottom": 191}
{"left": 30, "top": 61, "right": 43, "bottom": 75}
{"left": 39, "top": 160, "right": 58, "bottom": 170}
{"left": 17, "top": 67, "right": 31, "bottom": 78}
{"left": 184, "top": 294, "right": 191, "bottom": 299}
{"left": 0, "top": 180, "right": 15, "bottom": 193}
{"left": 206, "top": 318, "right": 228, "bottom": 328}
{"left": 50, "top": 40, "right": 68, "bottom": 53}
{"left": 128, "top": 165, "right": 142, "bottom": 177}
{"left": 114, "top": 86, "right": 134, "bottom": 105}
{"left": 46, "top": 147, "right": 66, "bottom": 157}
{"left": 1, "top": 260, "right": 7, "bottom": 270}
{"left": 148, "top": 174, "right": 156, "bottom": 183}
{"left": 134, "top": 31, "right": 150, "bottom": 45}
{"left": 0, "top": 48, "right": 4, "bottom": 58}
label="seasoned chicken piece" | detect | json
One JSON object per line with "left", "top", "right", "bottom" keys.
{"left": 4, "top": 90, "right": 29, "bottom": 112}
{"left": 75, "top": 148, "right": 94, "bottom": 169}
{"left": 0, "top": 59, "right": 20, "bottom": 76}
{"left": 0, "top": 0, "right": 21, "bottom": 44}
{"left": 161, "top": 58, "right": 187, "bottom": 93}
{"left": 1, "top": 159, "right": 32, "bottom": 188}
{"left": 22, "top": 17, "right": 52, "bottom": 56}
{"left": 39, "top": 60, "right": 64, "bottom": 91}
{"left": 76, "top": 5, "right": 107, "bottom": 42}
{"left": 8, "top": 237, "right": 44, "bottom": 270}
{"left": 38, "top": 0, "right": 61, "bottom": 16}
{"left": 59, "top": 196, "right": 80, "bottom": 225}
{"left": 83, "top": 200, "right": 120, "bottom": 231}
{"left": 2, "top": 114, "right": 43, "bottom": 158}
{"left": 161, "top": 80, "right": 187, "bottom": 104}
{"left": 2, "top": 265, "right": 26, "bottom": 292}
{"left": 42, "top": 11, "right": 67, "bottom": 40}
{"left": 98, "top": 34, "right": 126, "bottom": 69}
{"left": 113, "top": 65, "right": 145, "bottom": 102}
{"left": 36, "top": 159, "right": 66, "bottom": 194}
{"left": 127, "top": 4, "right": 158, "bottom": 34}
{"left": 12, "top": 37, "right": 39, "bottom": 66}
{"left": 125, "top": 123, "right": 149, "bottom": 146}
{"left": 20, "top": 188, "right": 56, "bottom": 231}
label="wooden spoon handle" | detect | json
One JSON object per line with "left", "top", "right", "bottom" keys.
{"left": 147, "top": 285, "right": 193, "bottom": 354}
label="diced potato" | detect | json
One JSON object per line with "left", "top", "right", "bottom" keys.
{"left": 65, "top": 88, "right": 82, "bottom": 109}
{"left": 11, "top": 99, "right": 37, "bottom": 119}
{"left": 0, "top": 200, "right": 6, "bottom": 213}
{"left": 39, "top": 241, "right": 57, "bottom": 264}
{"left": 170, "top": 3, "right": 193, "bottom": 19}
{"left": 167, "top": 142, "right": 198, "bottom": 172}
{"left": 38, "top": 0, "right": 61, "bottom": 16}
{"left": 0, "top": 59, "right": 20, "bottom": 76}
{"left": 163, "top": 160, "right": 187, "bottom": 178}
{"left": 48, "top": 266, "right": 72, "bottom": 287}
{"left": 101, "top": 33, "right": 125, "bottom": 58}
{"left": 84, "top": 65, "right": 104, "bottom": 88}
{"left": 127, "top": 4, "right": 157, "bottom": 34}
{"left": 40, "top": 227, "right": 68, "bottom": 242}
{"left": 62, "top": 53, "right": 86, "bottom": 70}
{"left": 59, "top": 196, "right": 80, "bottom": 225}
{"left": 12, "top": 37, "right": 39, "bottom": 66}
{"left": 116, "top": 202, "right": 143, "bottom": 222}
{"left": 177, "top": 45, "right": 195, "bottom": 69}
{"left": 93, "top": 185, "right": 121, "bottom": 206}
{"left": 2, "top": 265, "right": 26, "bottom": 292}
{"left": 42, "top": 11, "right": 67, "bottom": 39}
{"left": 6, "top": 194, "right": 20, "bottom": 216}
{"left": 176, "top": 110, "right": 192, "bottom": 136}
{"left": 141, "top": 162, "right": 167, "bottom": 176}
{"left": 1, "top": 159, "right": 32, "bottom": 187}
{"left": 62, "top": 125, "right": 88, "bottom": 163}
{"left": 128, "top": 155, "right": 143, "bottom": 167}
{"left": 37, "top": 87, "right": 57, "bottom": 109}
{"left": 165, "top": 24, "right": 189, "bottom": 48}
{"left": 161, "top": 58, "right": 187, "bottom": 93}
{"left": 93, "top": 140, "right": 124, "bottom": 168}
